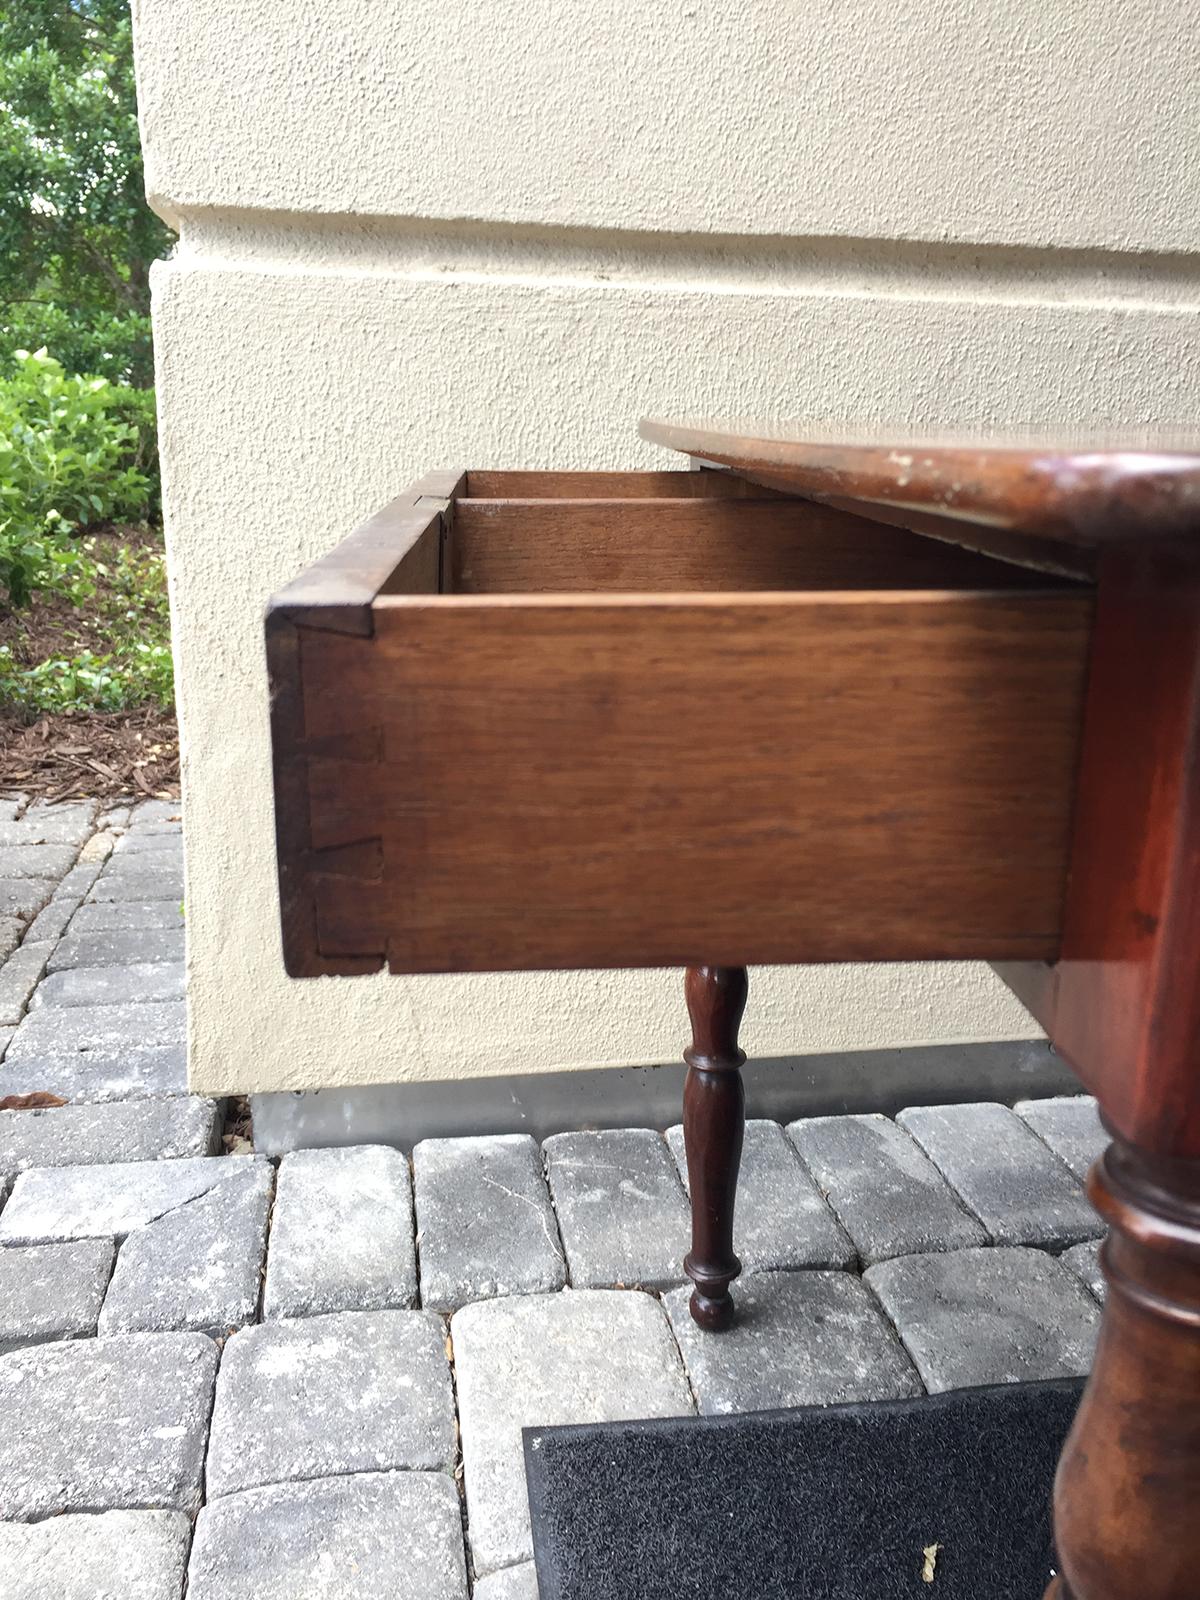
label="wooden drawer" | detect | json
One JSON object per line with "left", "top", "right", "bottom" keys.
{"left": 266, "top": 470, "right": 1093, "bottom": 976}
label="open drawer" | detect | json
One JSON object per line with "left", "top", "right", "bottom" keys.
{"left": 266, "top": 469, "right": 1093, "bottom": 977}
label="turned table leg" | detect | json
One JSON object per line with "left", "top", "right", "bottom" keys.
{"left": 1046, "top": 1137, "right": 1200, "bottom": 1600}
{"left": 682, "top": 964, "right": 747, "bottom": 1331}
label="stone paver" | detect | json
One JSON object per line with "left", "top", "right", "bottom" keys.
{"left": 4, "top": 1001, "right": 186, "bottom": 1062}
{"left": 31, "top": 961, "right": 186, "bottom": 1011}
{"left": 865, "top": 1246, "right": 1101, "bottom": 1392}
{"left": 130, "top": 802, "right": 182, "bottom": 826}
{"left": 1062, "top": 1238, "right": 1106, "bottom": 1301}
{"left": 1015, "top": 1095, "right": 1108, "bottom": 1184}
{"left": 543, "top": 1129, "right": 689, "bottom": 1290}
{"left": 473, "top": 1566, "right": 540, "bottom": 1600}
{"left": 205, "top": 1310, "right": 457, "bottom": 1498}
{"left": 91, "top": 870, "right": 184, "bottom": 904}
{"left": 0, "top": 943, "right": 52, "bottom": 1027}
{"left": 100, "top": 1159, "right": 273, "bottom": 1336}
{"left": 0, "top": 1028, "right": 13, "bottom": 1061}
{"left": 114, "top": 833, "right": 183, "bottom": 857}
{"left": 0, "top": 1240, "right": 114, "bottom": 1353}
{"left": 263, "top": 1145, "right": 416, "bottom": 1320}
{"left": 186, "top": 1472, "right": 467, "bottom": 1600}
{"left": 0, "top": 1332, "right": 217, "bottom": 1518}
{"left": 0, "top": 801, "right": 95, "bottom": 847}
{"left": 0, "top": 1509, "right": 190, "bottom": 1600}
{"left": 451, "top": 1289, "right": 693, "bottom": 1576}
{"left": 69, "top": 900, "right": 184, "bottom": 933}
{"left": 0, "top": 845, "right": 78, "bottom": 880}
{"left": 0, "top": 1045, "right": 187, "bottom": 1102}
{"left": 0, "top": 1155, "right": 257, "bottom": 1244}
{"left": 0, "top": 882, "right": 54, "bottom": 926}
{"left": 50, "top": 928, "right": 186, "bottom": 972}
{"left": 414, "top": 1134, "right": 565, "bottom": 1312}
{"left": 787, "top": 1113, "right": 987, "bottom": 1264}
{"left": 0, "top": 1097, "right": 220, "bottom": 1173}
{"left": 897, "top": 1102, "right": 1103, "bottom": 1249}
{"left": 0, "top": 920, "right": 23, "bottom": 963}
{"left": 664, "top": 1269, "right": 921, "bottom": 1415}
{"left": 667, "top": 1118, "right": 855, "bottom": 1272}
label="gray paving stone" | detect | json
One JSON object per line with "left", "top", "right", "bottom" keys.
{"left": 0, "top": 1508, "right": 190, "bottom": 1600}
{"left": 3, "top": 801, "right": 96, "bottom": 846}
{"left": 31, "top": 961, "right": 186, "bottom": 1011}
{"left": 897, "top": 1102, "right": 1104, "bottom": 1249}
{"left": 0, "top": 919, "right": 22, "bottom": 962}
{"left": 4, "top": 1001, "right": 186, "bottom": 1063}
{"left": 0, "top": 881, "right": 54, "bottom": 924}
{"left": 22, "top": 893, "right": 85, "bottom": 945}
{"left": 452, "top": 1289, "right": 693, "bottom": 1576}
{"left": 0, "top": 1098, "right": 219, "bottom": 1173}
{"left": 0, "top": 799, "right": 23, "bottom": 823}
{"left": 865, "top": 1246, "right": 1101, "bottom": 1392}
{"left": 0, "top": 845, "right": 77, "bottom": 880}
{"left": 473, "top": 1566, "right": 540, "bottom": 1600}
{"left": 0, "top": 1045, "right": 187, "bottom": 1102}
{"left": 663, "top": 1270, "right": 921, "bottom": 1415}
{"left": 0, "top": 943, "right": 52, "bottom": 1027}
{"left": 49, "top": 928, "right": 186, "bottom": 972}
{"left": 0, "top": 1028, "right": 13, "bottom": 1061}
{"left": 1015, "top": 1095, "right": 1108, "bottom": 1184}
{"left": 0, "top": 1240, "right": 114, "bottom": 1353}
{"left": 667, "top": 1118, "right": 855, "bottom": 1272}
{"left": 114, "top": 833, "right": 183, "bottom": 858}
{"left": 101, "top": 1159, "right": 273, "bottom": 1336}
{"left": 413, "top": 1133, "right": 565, "bottom": 1312}
{"left": 543, "top": 1129, "right": 689, "bottom": 1289}
{"left": 787, "top": 1113, "right": 988, "bottom": 1264}
{"left": 206, "top": 1309, "right": 456, "bottom": 1498}
{"left": 91, "top": 869, "right": 183, "bottom": 904}
{"left": 69, "top": 900, "right": 184, "bottom": 933}
{"left": 131, "top": 801, "right": 183, "bottom": 827}
{"left": 263, "top": 1145, "right": 416, "bottom": 1320}
{"left": 186, "top": 1472, "right": 467, "bottom": 1600}
{"left": 1062, "top": 1238, "right": 1107, "bottom": 1301}
{"left": 0, "top": 1331, "right": 218, "bottom": 1518}
{"left": 0, "top": 1155, "right": 253, "bottom": 1244}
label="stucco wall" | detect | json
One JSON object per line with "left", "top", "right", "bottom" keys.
{"left": 132, "top": 2, "right": 1200, "bottom": 1095}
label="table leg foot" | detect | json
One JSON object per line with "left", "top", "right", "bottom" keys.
{"left": 1051, "top": 1137, "right": 1200, "bottom": 1600}
{"left": 681, "top": 964, "right": 747, "bottom": 1332}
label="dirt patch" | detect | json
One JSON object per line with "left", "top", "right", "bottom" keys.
{"left": 0, "top": 706, "right": 179, "bottom": 801}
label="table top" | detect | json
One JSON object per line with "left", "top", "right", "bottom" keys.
{"left": 639, "top": 418, "right": 1200, "bottom": 548}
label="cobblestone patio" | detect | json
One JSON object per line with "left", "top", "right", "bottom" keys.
{"left": 0, "top": 797, "right": 1107, "bottom": 1598}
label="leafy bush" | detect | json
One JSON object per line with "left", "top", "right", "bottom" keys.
{"left": 0, "top": 348, "right": 156, "bottom": 606}
{"left": 0, "top": 532, "right": 173, "bottom": 715}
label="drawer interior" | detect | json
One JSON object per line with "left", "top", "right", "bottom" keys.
{"left": 446, "top": 472, "right": 1074, "bottom": 596}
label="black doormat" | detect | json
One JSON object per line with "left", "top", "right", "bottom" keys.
{"left": 524, "top": 1377, "right": 1084, "bottom": 1600}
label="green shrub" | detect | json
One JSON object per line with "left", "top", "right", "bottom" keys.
{"left": 0, "top": 348, "right": 156, "bottom": 606}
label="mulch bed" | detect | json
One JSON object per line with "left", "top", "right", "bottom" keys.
{"left": 1, "top": 525, "right": 180, "bottom": 802}
{"left": 0, "top": 705, "right": 179, "bottom": 802}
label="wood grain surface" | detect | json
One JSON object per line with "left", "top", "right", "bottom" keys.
{"left": 294, "top": 587, "right": 1090, "bottom": 973}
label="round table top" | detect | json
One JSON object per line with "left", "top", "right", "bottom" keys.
{"left": 639, "top": 418, "right": 1200, "bottom": 545}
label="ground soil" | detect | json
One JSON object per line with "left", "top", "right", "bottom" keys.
{"left": 0, "top": 527, "right": 179, "bottom": 802}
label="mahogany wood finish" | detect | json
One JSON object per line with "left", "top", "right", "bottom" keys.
{"left": 682, "top": 965, "right": 748, "bottom": 1332}
{"left": 268, "top": 429, "right": 1200, "bottom": 1599}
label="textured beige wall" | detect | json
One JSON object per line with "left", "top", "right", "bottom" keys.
{"left": 132, "top": 1, "right": 1200, "bottom": 1095}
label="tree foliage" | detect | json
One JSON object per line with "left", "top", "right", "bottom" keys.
{"left": 0, "top": 0, "right": 173, "bottom": 384}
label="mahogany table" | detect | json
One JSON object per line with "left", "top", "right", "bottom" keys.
{"left": 266, "top": 422, "right": 1200, "bottom": 1600}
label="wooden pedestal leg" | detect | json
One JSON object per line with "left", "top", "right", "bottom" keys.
{"left": 682, "top": 964, "right": 747, "bottom": 1331}
{"left": 1046, "top": 1138, "right": 1200, "bottom": 1600}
